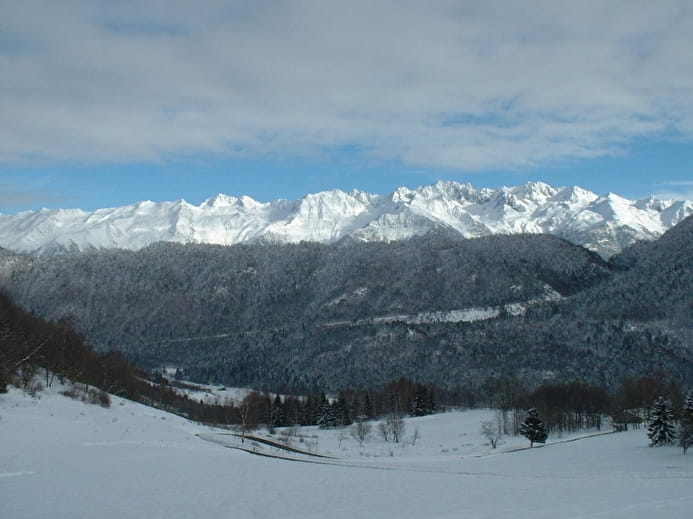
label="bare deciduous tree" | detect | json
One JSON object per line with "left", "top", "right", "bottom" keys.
{"left": 390, "top": 415, "right": 406, "bottom": 443}
{"left": 481, "top": 420, "right": 502, "bottom": 448}
{"left": 378, "top": 414, "right": 407, "bottom": 443}
{"left": 378, "top": 420, "right": 391, "bottom": 442}
{"left": 238, "top": 398, "right": 251, "bottom": 443}
{"left": 351, "top": 416, "right": 372, "bottom": 446}
{"left": 411, "top": 426, "right": 420, "bottom": 446}
{"left": 337, "top": 427, "right": 348, "bottom": 448}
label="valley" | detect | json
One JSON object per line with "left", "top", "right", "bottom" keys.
{"left": 1, "top": 218, "right": 691, "bottom": 392}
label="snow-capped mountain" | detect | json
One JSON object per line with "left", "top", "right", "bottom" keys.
{"left": 0, "top": 181, "right": 690, "bottom": 257}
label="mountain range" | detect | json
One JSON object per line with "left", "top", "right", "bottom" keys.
{"left": 1, "top": 181, "right": 691, "bottom": 257}
{"left": 1, "top": 215, "right": 691, "bottom": 392}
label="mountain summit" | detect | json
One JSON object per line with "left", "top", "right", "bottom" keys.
{"left": 1, "top": 181, "right": 690, "bottom": 256}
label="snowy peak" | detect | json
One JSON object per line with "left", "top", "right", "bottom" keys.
{"left": 515, "top": 181, "right": 557, "bottom": 200}
{"left": 204, "top": 193, "right": 240, "bottom": 208}
{"left": 0, "top": 182, "right": 690, "bottom": 257}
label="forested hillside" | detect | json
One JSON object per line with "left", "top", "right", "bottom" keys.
{"left": 566, "top": 214, "right": 693, "bottom": 323}
{"left": 0, "top": 221, "right": 691, "bottom": 392}
{"left": 0, "top": 233, "right": 608, "bottom": 346}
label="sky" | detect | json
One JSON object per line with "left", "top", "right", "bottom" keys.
{"left": 1, "top": 0, "right": 692, "bottom": 213}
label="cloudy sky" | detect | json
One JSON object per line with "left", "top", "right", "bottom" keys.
{"left": 1, "top": 0, "right": 692, "bottom": 212}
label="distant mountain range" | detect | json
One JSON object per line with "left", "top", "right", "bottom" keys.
{"left": 1, "top": 181, "right": 691, "bottom": 257}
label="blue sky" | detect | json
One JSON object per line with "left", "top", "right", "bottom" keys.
{"left": 1, "top": 1, "right": 692, "bottom": 213}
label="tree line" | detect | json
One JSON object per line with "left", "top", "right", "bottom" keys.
{"left": 222, "top": 377, "right": 438, "bottom": 431}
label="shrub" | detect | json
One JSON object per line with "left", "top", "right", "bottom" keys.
{"left": 61, "top": 385, "right": 111, "bottom": 408}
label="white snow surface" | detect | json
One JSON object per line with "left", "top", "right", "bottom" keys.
{"left": 1, "top": 181, "right": 690, "bottom": 256}
{"left": 2, "top": 385, "right": 691, "bottom": 518}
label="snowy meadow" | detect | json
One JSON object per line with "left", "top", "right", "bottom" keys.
{"left": 2, "top": 385, "right": 691, "bottom": 519}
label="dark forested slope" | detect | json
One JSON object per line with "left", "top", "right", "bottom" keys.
{"left": 568, "top": 214, "right": 693, "bottom": 323}
{"left": 1, "top": 234, "right": 608, "bottom": 348}
{"left": 0, "top": 226, "right": 690, "bottom": 392}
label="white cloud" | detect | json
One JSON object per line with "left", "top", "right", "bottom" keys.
{"left": 0, "top": 186, "right": 69, "bottom": 210}
{"left": 1, "top": 0, "right": 692, "bottom": 171}
{"left": 655, "top": 181, "right": 693, "bottom": 201}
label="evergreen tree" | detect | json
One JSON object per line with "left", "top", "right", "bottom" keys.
{"left": 316, "top": 393, "right": 336, "bottom": 429}
{"left": 333, "top": 392, "right": 351, "bottom": 426}
{"left": 0, "top": 354, "right": 7, "bottom": 394}
{"left": 411, "top": 384, "right": 435, "bottom": 416}
{"left": 520, "top": 408, "right": 548, "bottom": 447}
{"left": 410, "top": 387, "right": 424, "bottom": 417}
{"left": 647, "top": 396, "right": 676, "bottom": 447}
{"left": 425, "top": 386, "right": 436, "bottom": 415}
{"left": 678, "top": 390, "right": 693, "bottom": 454}
{"left": 270, "top": 394, "right": 285, "bottom": 428}
{"left": 303, "top": 394, "right": 319, "bottom": 426}
{"left": 362, "top": 391, "right": 375, "bottom": 420}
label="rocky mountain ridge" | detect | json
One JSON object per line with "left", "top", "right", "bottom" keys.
{"left": 1, "top": 181, "right": 691, "bottom": 257}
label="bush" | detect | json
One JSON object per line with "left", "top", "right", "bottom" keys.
{"left": 378, "top": 414, "right": 406, "bottom": 443}
{"left": 61, "top": 385, "right": 111, "bottom": 408}
{"left": 91, "top": 388, "right": 111, "bottom": 408}
{"left": 351, "top": 417, "right": 373, "bottom": 446}
{"left": 26, "top": 380, "right": 44, "bottom": 398}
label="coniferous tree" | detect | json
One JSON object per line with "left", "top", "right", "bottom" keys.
{"left": 678, "top": 390, "right": 693, "bottom": 454}
{"left": 410, "top": 387, "right": 425, "bottom": 417}
{"left": 333, "top": 392, "right": 351, "bottom": 426}
{"left": 362, "top": 391, "right": 375, "bottom": 420}
{"left": 411, "top": 384, "right": 435, "bottom": 416}
{"left": 520, "top": 408, "right": 548, "bottom": 447}
{"left": 304, "top": 393, "right": 319, "bottom": 426}
{"left": 316, "top": 393, "right": 336, "bottom": 429}
{"left": 647, "top": 396, "right": 676, "bottom": 447}
{"left": 0, "top": 354, "right": 7, "bottom": 393}
{"left": 425, "top": 386, "right": 436, "bottom": 415}
{"left": 270, "top": 394, "right": 285, "bottom": 428}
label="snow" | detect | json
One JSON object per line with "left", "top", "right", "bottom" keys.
{"left": 0, "top": 181, "right": 690, "bottom": 256}
{"left": 2, "top": 386, "right": 691, "bottom": 518}
{"left": 322, "top": 288, "right": 560, "bottom": 328}
{"left": 160, "top": 377, "right": 253, "bottom": 406}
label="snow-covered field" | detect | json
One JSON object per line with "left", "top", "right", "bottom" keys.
{"left": 2, "top": 386, "right": 691, "bottom": 519}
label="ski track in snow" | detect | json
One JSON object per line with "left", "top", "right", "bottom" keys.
{"left": 199, "top": 429, "right": 693, "bottom": 481}
{"left": 0, "top": 471, "right": 36, "bottom": 478}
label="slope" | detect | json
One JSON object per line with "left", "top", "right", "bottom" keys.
{"left": 1, "top": 386, "right": 691, "bottom": 519}
{"left": 570, "top": 214, "right": 693, "bottom": 323}
{"left": 2, "top": 220, "right": 691, "bottom": 392}
{"left": 0, "top": 233, "right": 609, "bottom": 345}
